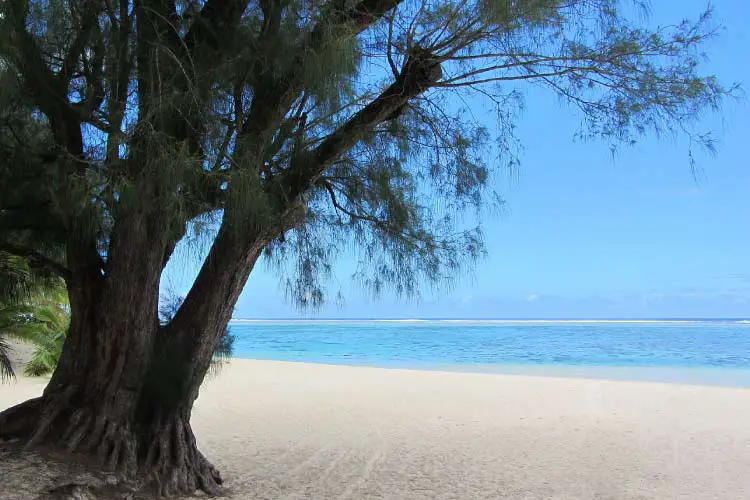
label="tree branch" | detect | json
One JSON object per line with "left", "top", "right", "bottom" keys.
{"left": 318, "top": 178, "right": 392, "bottom": 229}
{"left": 183, "top": 0, "right": 250, "bottom": 52}
{"left": 74, "top": 22, "right": 107, "bottom": 121}
{"left": 259, "top": 0, "right": 282, "bottom": 40}
{"left": 60, "top": 0, "right": 103, "bottom": 88}
{"left": 282, "top": 48, "right": 442, "bottom": 198}
{"left": 105, "top": 0, "right": 133, "bottom": 165}
{"left": 5, "top": 2, "right": 83, "bottom": 156}
{"left": 319, "top": 0, "right": 403, "bottom": 34}
{"left": 239, "top": 0, "right": 406, "bottom": 167}
{"left": 317, "top": 179, "right": 442, "bottom": 253}
{"left": 0, "top": 241, "right": 71, "bottom": 281}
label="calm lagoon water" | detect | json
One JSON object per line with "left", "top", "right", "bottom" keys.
{"left": 229, "top": 320, "right": 750, "bottom": 386}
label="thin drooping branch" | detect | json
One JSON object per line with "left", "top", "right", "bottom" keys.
{"left": 316, "top": 176, "right": 460, "bottom": 260}
{"left": 318, "top": 178, "right": 388, "bottom": 229}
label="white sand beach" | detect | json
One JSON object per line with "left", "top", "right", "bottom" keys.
{"left": 1, "top": 359, "right": 749, "bottom": 499}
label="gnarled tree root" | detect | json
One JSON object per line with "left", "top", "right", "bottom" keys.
{"left": 0, "top": 396, "right": 43, "bottom": 440}
{"left": 1, "top": 397, "right": 223, "bottom": 498}
{"left": 23, "top": 395, "right": 140, "bottom": 479}
{"left": 143, "top": 413, "right": 223, "bottom": 497}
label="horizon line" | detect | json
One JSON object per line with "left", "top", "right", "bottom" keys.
{"left": 229, "top": 317, "right": 750, "bottom": 322}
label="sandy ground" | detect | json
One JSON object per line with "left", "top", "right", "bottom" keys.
{"left": 1, "top": 360, "right": 749, "bottom": 499}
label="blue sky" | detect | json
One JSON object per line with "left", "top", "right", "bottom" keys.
{"left": 163, "top": 0, "right": 750, "bottom": 319}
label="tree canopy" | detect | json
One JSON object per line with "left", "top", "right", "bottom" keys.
{"left": 0, "top": 0, "right": 732, "bottom": 306}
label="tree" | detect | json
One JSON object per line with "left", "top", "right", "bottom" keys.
{"left": 0, "top": 0, "right": 733, "bottom": 496}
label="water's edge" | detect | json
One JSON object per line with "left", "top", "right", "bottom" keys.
{"left": 231, "top": 356, "right": 750, "bottom": 388}
{"left": 227, "top": 320, "right": 750, "bottom": 388}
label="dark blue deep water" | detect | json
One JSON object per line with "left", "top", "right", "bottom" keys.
{"left": 229, "top": 320, "right": 750, "bottom": 385}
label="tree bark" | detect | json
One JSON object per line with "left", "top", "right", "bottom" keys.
{"left": 135, "top": 226, "right": 268, "bottom": 496}
{"left": 0, "top": 219, "right": 271, "bottom": 496}
{"left": 0, "top": 276, "right": 150, "bottom": 480}
{"left": 0, "top": 212, "right": 171, "bottom": 483}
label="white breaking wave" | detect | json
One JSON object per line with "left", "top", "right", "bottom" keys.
{"left": 228, "top": 318, "right": 743, "bottom": 325}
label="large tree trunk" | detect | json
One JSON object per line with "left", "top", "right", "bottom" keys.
{"left": 135, "top": 227, "right": 267, "bottom": 496}
{"left": 134, "top": 327, "right": 227, "bottom": 497}
{"left": 0, "top": 220, "right": 270, "bottom": 497}
{"left": 1, "top": 212, "right": 174, "bottom": 490}
{"left": 25, "top": 212, "right": 166, "bottom": 469}
{"left": 0, "top": 273, "right": 155, "bottom": 480}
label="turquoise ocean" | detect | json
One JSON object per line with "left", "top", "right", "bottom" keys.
{"left": 228, "top": 319, "right": 750, "bottom": 387}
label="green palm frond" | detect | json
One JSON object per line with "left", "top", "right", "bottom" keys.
{"left": 0, "top": 253, "right": 69, "bottom": 380}
{"left": 0, "top": 335, "right": 15, "bottom": 381}
{"left": 24, "top": 331, "right": 65, "bottom": 376}
{"left": 0, "top": 253, "right": 36, "bottom": 304}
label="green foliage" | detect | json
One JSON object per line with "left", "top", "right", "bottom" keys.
{"left": 24, "top": 331, "right": 65, "bottom": 377}
{"left": 0, "top": 252, "right": 69, "bottom": 379}
{"left": 0, "top": 0, "right": 736, "bottom": 312}
{"left": 0, "top": 336, "right": 13, "bottom": 381}
{"left": 0, "top": 283, "right": 69, "bottom": 377}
